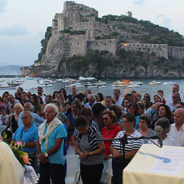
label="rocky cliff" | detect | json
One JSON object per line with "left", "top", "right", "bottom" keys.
{"left": 21, "top": 1, "right": 184, "bottom": 78}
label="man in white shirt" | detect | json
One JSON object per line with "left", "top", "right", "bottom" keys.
{"left": 37, "top": 87, "right": 46, "bottom": 104}
{"left": 113, "top": 89, "right": 123, "bottom": 107}
{"left": 167, "top": 93, "right": 181, "bottom": 113}
{"left": 168, "top": 108, "right": 184, "bottom": 146}
{"left": 166, "top": 84, "right": 184, "bottom": 106}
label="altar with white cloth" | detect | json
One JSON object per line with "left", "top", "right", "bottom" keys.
{"left": 0, "top": 141, "right": 24, "bottom": 184}
{"left": 123, "top": 144, "right": 184, "bottom": 184}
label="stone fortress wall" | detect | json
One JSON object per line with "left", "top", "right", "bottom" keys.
{"left": 120, "top": 43, "right": 168, "bottom": 59}
{"left": 168, "top": 46, "right": 184, "bottom": 59}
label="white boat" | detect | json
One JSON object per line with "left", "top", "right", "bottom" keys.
{"left": 99, "top": 85, "right": 108, "bottom": 88}
{"left": 79, "top": 76, "right": 96, "bottom": 81}
{"left": 62, "top": 78, "right": 78, "bottom": 83}
{"left": 94, "top": 80, "right": 107, "bottom": 85}
{"left": 128, "top": 84, "right": 140, "bottom": 88}
{"left": 149, "top": 81, "right": 161, "bottom": 86}
{"left": 84, "top": 82, "right": 99, "bottom": 88}
{"left": 0, "top": 79, "right": 5, "bottom": 83}
{"left": 0, "top": 82, "right": 9, "bottom": 88}
{"left": 163, "top": 81, "right": 175, "bottom": 85}
{"left": 39, "top": 79, "right": 54, "bottom": 85}
{"left": 65, "top": 82, "right": 84, "bottom": 88}
{"left": 56, "top": 79, "right": 64, "bottom": 82}
{"left": 128, "top": 81, "right": 143, "bottom": 88}
{"left": 15, "top": 78, "right": 24, "bottom": 83}
{"left": 39, "top": 83, "right": 53, "bottom": 87}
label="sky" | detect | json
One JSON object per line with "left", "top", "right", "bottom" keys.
{"left": 0, "top": 0, "right": 184, "bottom": 66}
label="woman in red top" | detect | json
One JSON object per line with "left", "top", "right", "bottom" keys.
{"left": 101, "top": 110, "right": 121, "bottom": 183}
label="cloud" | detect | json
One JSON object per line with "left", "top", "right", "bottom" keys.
{"left": 0, "top": 25, "right": 29, "bottom": 36}
{"left": 156, "top": 14, "right": 171, "bottom": 29}
{"left": 133, "top": 0, "right": 146, "bottom": 5}
{"left": 0, "top": 0, "right": 7, "bottom": 13}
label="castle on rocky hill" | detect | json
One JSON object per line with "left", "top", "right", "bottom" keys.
{"left": 22, "top": 1, "right": 184, "bottom": 77}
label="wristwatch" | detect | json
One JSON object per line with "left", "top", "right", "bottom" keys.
{"left": 45, "top": 152, "right": 49, "bottom": 157}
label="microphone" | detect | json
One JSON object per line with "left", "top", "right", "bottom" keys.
{"left": 154, "top": 126, "right": 163, "bottom": 147}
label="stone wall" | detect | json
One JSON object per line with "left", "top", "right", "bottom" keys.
{"left": 87, "top": 39, "right": 117, "bottom": 55}
{"left": 168, "top": 46, "right": 184, "bottom": 59}
{"left": 120, "top": 42, "right": 168, "bottom": 59}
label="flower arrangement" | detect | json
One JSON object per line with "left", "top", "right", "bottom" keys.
{"left": 1, "top": 131, "right": 31, "bottom": 166}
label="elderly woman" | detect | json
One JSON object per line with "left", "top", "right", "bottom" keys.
{"left": 74, "top": 116, "right": 105, "bottom": 184}
{"left": 139, "top": 114, "right": 156, "bottom": 143}
{"left": 111, "top": 112, "right": 144, "bottom": 184}
{"left": 8, "top": 103, "right": 24, "bottom": 133}
{"left": 36, "top": 103, "right": 67, "bottom": 184}
{"left": 150, "top": 117, "right": 175, "bottom": 146}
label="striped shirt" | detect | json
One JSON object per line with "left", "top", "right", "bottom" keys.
{"left": 112, "top": 130, "right": 144, "bottom": 154}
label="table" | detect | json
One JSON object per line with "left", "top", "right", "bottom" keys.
{"left": 123, "top": 144, "right": 184, "bottom": 184}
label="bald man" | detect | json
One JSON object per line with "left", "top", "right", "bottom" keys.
{"left": 168, "top": 108, "right": 184, "bottom": 146}
{"left": 0, "top": 141, "right": 24, "bottom": 184}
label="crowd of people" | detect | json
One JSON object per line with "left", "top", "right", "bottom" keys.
{"left": 0, "top": 83, "right": 184, "bottom": 184}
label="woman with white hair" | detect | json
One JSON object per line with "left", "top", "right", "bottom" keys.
{"left": 8, "top": 103, "right": 24, "bottom": 133}
{"left": 36, "top": 103, "right": 67, "bottom": 184}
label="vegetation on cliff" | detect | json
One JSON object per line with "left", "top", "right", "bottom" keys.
{"left": 56, "top": 49, "right": 184, "bottom": 78}
{"left": 37, "top": 26, "right": 52, "bottom": 62}
{"left": 96, "top": 14, "right": 184, "bottom": 46}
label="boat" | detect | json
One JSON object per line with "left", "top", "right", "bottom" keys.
{"left": 163, "top": 81, "right": 175, "bottom": 85}
{"left": 127, "top": 81, "right": 143, "bottom": 88}
{"left": 39, "top": 79, "right": 54, "bottom": 85}
{"left": 26, "top": 77, "right": 33, "bottom": 80}
{"left": 149, "top": 81, "right": 161, "bottom": 86}
{"left": 62, "top": 78, "right": 78, "bottom": 83}
{"left": 98, "top": 85, "right": 108, "bottom": 88}
{"left": 94, "top": 80, "right": 107, "bottom": 85}
{"left": 15, "top": 78, "right": 24, "bottom": 83}
{"left": 56, "top": 79, "right": 64, "bottom": 82}
{"left": 0, "top": 82, "right": 10, "bottom": 88}
{"left": 112, "top": 81, "right": 126, "bottom": 87}
{"left": 65, "top": 82, "right": 84, "bottom": 88}
{"left": 79, "top": 76, "right": 96, "bottom": 81}
{"left": 39, "top": 83, "right": 53, "bottom": 87}
{"left": 8, "top": 80, "right": 23, "bottom": 87}
{"left": 128, "top": 84, "right": 140, "bottom": 88}
{"left": 84, "top": 82, "right": 104, "bottom": 88}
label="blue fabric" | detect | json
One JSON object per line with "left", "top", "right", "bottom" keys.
{"left": 151, "top": 109, "right": 155, "bottom": 116}
{"left": 84, "top": 102, "right": 97, "bottom": 110}
{"left": 67, "top": 112, "right": 79, "bottom": 125}
{"left": 13, "top": 124, "right": 38, "bottom": 153}
{"left": 135, "top": 116, "right": 139, "bottom": 130}
{"left": 18, "top": 112, "right": 45, "bottom": 127}
{"left": 68, "top": 94, "right": 74, "bottom": 102}
{"left": 40, "top": 123, "right": 67, "bottom": 165}
{"left": 63, "top": 123, "right": 68, "bottom": 156}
